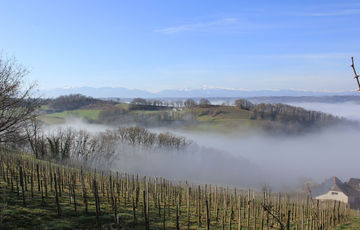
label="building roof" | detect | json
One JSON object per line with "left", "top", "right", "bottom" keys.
{"left": 312, "top": 176, "right": 359, "bottom": 197}
{"left": 347, "top": 178, "right": 360, "bottom": 189}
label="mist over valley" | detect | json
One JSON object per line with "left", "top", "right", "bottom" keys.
{"left": 37, "top": 97, "right": 360, "bottom": 191}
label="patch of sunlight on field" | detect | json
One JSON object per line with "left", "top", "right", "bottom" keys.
{"left": 39, "top": 115, "right": 66, "bottom": 124}
{"left": 40, "top": 109, "right": 101, "bottom": 124}
{"left": 185, "top": 119, "right": 258, "bottom": 134}
{"left": 47, "top": 109, "right": 100, "bottom": 120}
{"left": 115, "top": 102, "right": 130, "bottom": 110}
{"left": 40, "top": 105, "right": 50, "bottom": 110}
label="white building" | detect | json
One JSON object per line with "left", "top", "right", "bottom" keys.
{"left": 312, "top": 177, "right": 360, "bottom": 209}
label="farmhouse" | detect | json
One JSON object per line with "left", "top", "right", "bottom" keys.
{"left": 312, "top": 177, "right": 360, "bottom": 209}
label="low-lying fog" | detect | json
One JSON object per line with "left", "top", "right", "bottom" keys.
{"left": 46, "top": 119, "right": 109, "bottom": 134}
{"left": 289, "top": 102, "right": 360, "bottom": 121}
{"left": 51, "top": 102, "right": 360, "bottom": 190}
{"left": 169, "top": 126, "right": 359, "bottom": 189}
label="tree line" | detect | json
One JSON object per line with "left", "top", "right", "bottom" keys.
{"left": 234, "top": 99, "right": 342, "bottom": 131}
{"left": 129, "top": 98, "right": 212, "bottom": 109}
{"left": 46, "top": 94, "right": 115, "bottom": 111}
{"left": 25, "top": 123, "right": 189, "bottom": 167}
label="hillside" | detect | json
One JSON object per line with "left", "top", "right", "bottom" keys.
{"left": 38, "top": 96, "right": 347, "bottom": 134}
{"left": 1, "top": 150, "right": 356, "bottom": 229}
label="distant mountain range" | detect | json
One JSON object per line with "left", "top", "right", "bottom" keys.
{"left": 39, "top": 86, "right": 359, "bottom": 98}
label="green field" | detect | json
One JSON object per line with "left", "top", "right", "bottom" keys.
{"left": 114, "top": 102, "right": 130, "bottom": 110}
{"left": 40, "top": 109, "right": 101, "bottom": 124}
{"left": 37, "top": 104, "right": 269, "bottom": 135}
{"left": 336, "top": 215, "right": 360, "bottom": 229}
{"left": 37, "top": 104, "right": 318, "bottom": 135}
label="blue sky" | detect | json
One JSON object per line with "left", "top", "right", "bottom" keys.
{"left": 1, "top": 0, "right": 360, "bottom": 92}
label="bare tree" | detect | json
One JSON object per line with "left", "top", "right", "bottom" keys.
{"left": 234, "top": 99, "right": 254, "bottom": 110}
{"left": 0, "top": 56, "right": 38, "bottom": 144}
{"left": 25, "top": 117, "right": 43, "bottom": 158}
{"left": 199, "top": 98, "right": 211, "bottom": 107}
{"left": 184, "top": 99, "right": 197, "bottom": 108}
{"left": 131, "top": 98, "right": 148, "bottom": 105}
{"left": 351, "top": 57, "right": 360, "bottom": 91}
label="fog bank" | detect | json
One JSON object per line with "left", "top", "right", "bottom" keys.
{"left": 171, "top": 126, "right": 360, "bottom": 187}
{"left": 44, "top": 102, "right": 360, "bottom": 190}
{"left": 289, "top": 102, "right": 360, "bottom": 121}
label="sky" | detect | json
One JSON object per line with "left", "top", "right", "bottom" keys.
{"left": 1, "top": 0, "right": 360, "bottom": 92}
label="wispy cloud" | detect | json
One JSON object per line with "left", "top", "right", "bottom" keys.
{"left": 154, "top": 17, "right": 239, "bottom": 34}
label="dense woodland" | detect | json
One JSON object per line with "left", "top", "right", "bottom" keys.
{"left": 235, "top": 99, "right": 338, "bottom": 123}
{"left": 233, "top": 99, "right": 342, "bottom": 132}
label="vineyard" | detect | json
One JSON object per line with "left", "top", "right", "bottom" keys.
{"left": 0, "top": 150, "right": 355, "bottom": 230}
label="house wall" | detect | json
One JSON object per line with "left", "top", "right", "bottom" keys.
{"left": 316, "top": 190, "right": 348, "bottom": 203}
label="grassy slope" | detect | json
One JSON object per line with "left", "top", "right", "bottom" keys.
{"left": 39, "top": 104, "right": 264, "bottom": 134}
{"left": 0, "top": 153, "right": 141, "bottom": 229}
{"left": 0, "top": 180, "right": 130, "bottom": 230}
{"left": 1, "top": 152, "right": 359, "bottom": 230}
{"left": 114, "top": 102, "right": 130, "bottom": 110}
{"left": 185, "top": 106, "right": 262, "bottom": 133}
{"left": 335, "top": 215, "right": 360, "bottom": 230}
{"left": 40, "top": 109, "right": 101, "bottom": 124}
{"left": 39, "top": 102, "right": 129, "bottom": 125}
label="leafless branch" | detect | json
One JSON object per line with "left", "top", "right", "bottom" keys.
{"left": 0, "top": 55, "right": 39, "bottom": 144}
{"left": 261, "top": 202, "right": 284, "bottom": 230}
{"left": 351, "top": 57, "right": 360, "bottom": 91}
